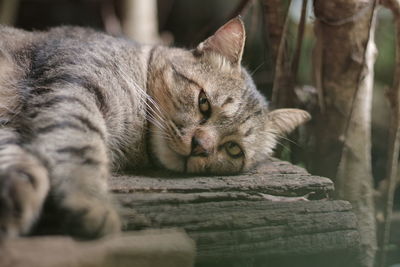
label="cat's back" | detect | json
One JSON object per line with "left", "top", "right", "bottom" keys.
{"left": 32, "top": 26, "right": 130, "bottom": 56}
{"left": 0, "top": 26, "right": 143, "bottom": 112}
{"left": 1, "top": 25, "right": 140, "bottom": 75}
{"left": 0, "top": 25, "right": 36, "bottom": 53}
{"left": 0, "top": 26, "right": 40, "bottom": 118}
{"left": 0, "top": 26, "right": 150, "bottom": 166}
{"left": 0, "top": 26, "right": 101, "bottom": 78}
{"left": 0, "top": 25, "right": 126, "bottom": 50}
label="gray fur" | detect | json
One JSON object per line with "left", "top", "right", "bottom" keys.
{"left": 0, "top": 18, "right": 310, "bottom": 238}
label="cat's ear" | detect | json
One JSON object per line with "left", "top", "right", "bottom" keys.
{"left": 195, "top": 17, "right": 245, "bottom": 66}
{"left": 266, "top": 109, "right": 311, "bottom": 135}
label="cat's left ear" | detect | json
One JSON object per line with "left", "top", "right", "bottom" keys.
{"left": 266, "top": 109, "right": 311, "bottom": 135}
{"left": 195, "top": 17, "right": 245, "bottom": 66}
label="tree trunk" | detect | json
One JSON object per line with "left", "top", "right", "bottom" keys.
{"left": 122, "top": 0, "right": 160, "bottom": 44}
{"left": 310, "top": 1, "right": 377, "bottom": 266}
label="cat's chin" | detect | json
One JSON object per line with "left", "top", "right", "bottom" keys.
{"left": 150, "top": 132, "right": 186, "bottom": 172}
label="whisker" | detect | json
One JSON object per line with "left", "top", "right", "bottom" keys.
{"left": 116, "top": 64, "right": 181, "bottom": 147}
{"left": 250, "top": 62, "right": 265, "bottom": 76}
{"left": 266, "top": 130, "right": 300, "bottom": 147}
{"left": 151, "top": 131, "right": 173, "bottom": 142}
{"left": 276, "top": 134, "right": 299, "bottom": 146}
{"left": 168, "top": 120, "right": 181, "bottom": 137}
{"left": 275, "top": 140, "right": 291, "bottom": 151}
{"left": 146, "top": 103, "right": 167, "bottom": 128}
{"left": 147, "top": 117, "right": 166, "bottom": 132}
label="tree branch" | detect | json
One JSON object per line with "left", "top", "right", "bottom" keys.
{"left": 291, "top": 0, "right": 308, "bottom": 84}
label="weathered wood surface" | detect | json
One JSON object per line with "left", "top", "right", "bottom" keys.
{"left": 3, "top": 159, "right": 359, "bottom": 267}
{"left": 0, "top": 229, "right": 195, "bottom": 267}
{"left": 110, "top": 159, "right": 333, "bottom": 198}
{"left": 109, "top": 159, "right": 361, "bottom": 267}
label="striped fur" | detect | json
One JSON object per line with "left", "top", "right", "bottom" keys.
{"left": 0, "top": 18, "right": 309, "bottom": 238}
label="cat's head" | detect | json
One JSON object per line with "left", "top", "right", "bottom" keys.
{"left": 147, "top": 17, "right": 310, "bottom": 174}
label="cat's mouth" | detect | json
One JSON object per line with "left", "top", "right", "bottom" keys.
{"left": 166, "top": 143, "right": 206, "bottom": 174}
{"left": 150, "top": 129, "right": 209, "bottom": 173}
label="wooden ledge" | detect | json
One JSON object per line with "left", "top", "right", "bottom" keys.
{"left": 2, "top": 159, "right": 360, "bottom": 267}
{"left": 0, "top": 229, "right": 195, "bottom": 267}
{"left": 110, "top": 159, "right": 360, "bottom": 267}
{"left": 110, "top": 159, "right": 334, "bottom": 199}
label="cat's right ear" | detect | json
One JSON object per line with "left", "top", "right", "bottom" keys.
{"left": 266, "top": 108, "right": 311, "bottom": 135}
{"left": 195, "top": 17, "right": 246, "bottom": 68}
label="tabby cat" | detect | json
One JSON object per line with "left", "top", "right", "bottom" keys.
{"left": 0, "top": 18, "right": 310, "bottom": 239}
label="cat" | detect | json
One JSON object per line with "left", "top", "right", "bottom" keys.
{"left": 0, "top": 17, "right": 310, "bottom": 239}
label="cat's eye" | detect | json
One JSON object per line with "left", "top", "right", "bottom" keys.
{"left": 198, "top": 90, "right": 211, "bottom": 116}
{"left": 224, "top": 142, "right": 243, "bottom": 158}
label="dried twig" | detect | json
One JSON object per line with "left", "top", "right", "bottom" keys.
{"left": 291, "top": 0, "right": 308, "bottom": 84}
{"left": 259, "top": 192, "right": 313, "bottom": 202}
{"left": 312, "top": 21, "right": 325, "bottom": 112}
{"left": 270, "top": 0, "right": 292, "bottom": 108}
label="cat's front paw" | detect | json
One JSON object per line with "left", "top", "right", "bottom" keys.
{"left": 0, "top": 166, "right": 49, "bottom": 238}
{"left": 61, "top": 194, "right": 121, "bottom": 239}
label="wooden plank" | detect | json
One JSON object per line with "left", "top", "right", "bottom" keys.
{"left": 118, "top": 198, "right": 359, "bottom": 265}
{"left": 0, "top": 229, "right": 195, "bottom": 267}
{"left": 27, "top": 159, "right": 358, "bottom": 267}
{"left": 110, "top": 159, "right": 334, "bottom": 199}
{"left": 107, "top": 159, "right": 360, "bottom": 266}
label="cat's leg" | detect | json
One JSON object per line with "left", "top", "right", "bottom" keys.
{"left": 0, "top": 127, "right": 49, "bottom": 238}
{"left": 25, "top": 89, "right": 120, "bottom": 238}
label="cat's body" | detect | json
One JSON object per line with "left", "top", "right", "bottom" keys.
{"left": 1, "top": 26, "right": 151, "bottom": 169}
{"left": 0, "top": 18, "right": 310, "bottom": 238}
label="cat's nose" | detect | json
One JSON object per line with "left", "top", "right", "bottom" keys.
{"left": 191, "top": 137, "right": 209, "bottom": 157}
{"left": 191, "top": 130, "right": 213, "bottom": 157}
